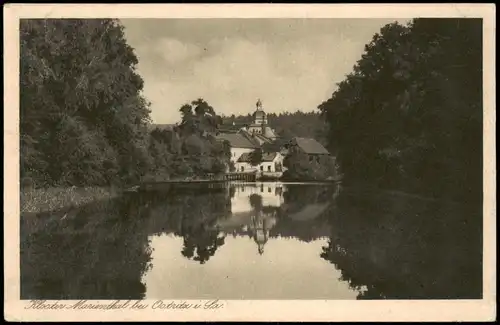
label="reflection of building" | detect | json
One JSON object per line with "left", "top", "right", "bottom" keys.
{"left": 217, "top": 183, "right": 283, "bottom": 254}
{"left": 231, "top": 182, "right": 284, "bottom": 208}
{"left": 250, "top": 212, "right": 277, "bottom": 255}
{"left": 216, "top": 183, "right": 336, "bottom": 252}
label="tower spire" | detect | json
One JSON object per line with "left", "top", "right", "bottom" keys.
{"left": 256, "top": 98, "right": 262, "bottom": 111}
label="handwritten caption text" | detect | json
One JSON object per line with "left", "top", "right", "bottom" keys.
{"left": 25, "top": 300, "right": 225, "bottom": 311}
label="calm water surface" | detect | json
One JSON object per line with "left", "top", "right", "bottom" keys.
{"left": 20, "top": 182, "right": 482, "bottom": 300}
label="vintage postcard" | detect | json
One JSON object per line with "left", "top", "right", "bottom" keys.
{"left": 4, "top": 3, "right": 496, "bottom": 322}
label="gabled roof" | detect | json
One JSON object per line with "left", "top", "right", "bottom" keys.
{"left": 237, "top": 151, "right": 279, "bottom": 163}
{"left": 237, "top": 152, "right": 252, "bottom": 163}
{"left": 253, "top": 133, "right": 273, "bottom": 144}
{"left": 260, "top": 137, "right": 291, "bottom": 153}
{"left": 262, "top": 152, "right": 279, "bottom": 162}
{"left": 238, "top": 129, "right": 264, "bottom": 147}
{"left": 215, "top": 133, "right": 259, "bottom": 149}
{"left": 292, "top": 137, "right": 330, "bottom": 155}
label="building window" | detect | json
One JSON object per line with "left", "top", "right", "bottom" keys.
{"left": 267, "top": 165, "right": 272, "bottom": 172}
{"left": 260, "top": 166, "right": 264, "bottom": 171}
{"left": 268, "top": 187, "right": 271, "bottom": 193}
{"left": 241, "top": 166, "right": 244, "bottom": 172}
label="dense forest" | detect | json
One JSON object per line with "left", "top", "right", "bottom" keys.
{"left": 20, "top": 19, "right": 230, "bottom": 189}
{"left": 318, "top": 18, "right": 482, "bottom": 202}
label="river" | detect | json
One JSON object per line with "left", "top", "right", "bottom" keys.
{"left": 20, "top": 182, "right": 482, "bottom": 300}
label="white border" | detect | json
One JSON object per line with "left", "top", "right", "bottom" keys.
{"left": 4, "top": 4, "right": 496, "bottom": 322}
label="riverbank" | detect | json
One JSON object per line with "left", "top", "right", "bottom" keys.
{"left": 20, "top": 186, "right": 121, "bottom": 214}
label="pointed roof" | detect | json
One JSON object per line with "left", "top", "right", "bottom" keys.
{"left": 238, "top": 152, "right": 278, "bottom": 163}
{"left": 238, "top": 129, "right": 262, "bottom": 147}
{"left": 237, "top": 152, "right": 252, "bottom": 163}
{"left": 253, "top": 133, "right": 273, "bottom": 144}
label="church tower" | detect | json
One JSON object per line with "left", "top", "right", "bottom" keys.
{"left": 248, "top": 99, "right": 276, "bottom": 139}
{"left": 251, "top": 214, "right": 269, "bottom": 255}
{"left": 252, "top": 99, "right": 268, "bottom": 126}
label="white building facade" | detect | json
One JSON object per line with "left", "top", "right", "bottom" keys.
{"left": 235, "top": 152, "right": 286, "bottom": 176}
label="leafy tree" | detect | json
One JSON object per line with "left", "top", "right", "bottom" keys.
{"left": 249, "top": 148, "right": 263, "bottom": 166}
{"left": 283, "top": 150, "right": 338, "bottom": 181}
{"left": 192, "top": 98, "right": 215, "bottom": 117}
{"left": 178, "top": 98, "right": 222, "bottom": 137}
{"left": 20, "top": 17, "right": 230, "bottom": 187}
{"left": 20, "top": 19, "right": 151, "bottom": 187}
{"left": 318, "top": 18, "right": 482, "bottom": 202}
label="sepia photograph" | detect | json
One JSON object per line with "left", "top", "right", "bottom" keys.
{"left": 4, "top": 3, "right": 496, "bottom": 322}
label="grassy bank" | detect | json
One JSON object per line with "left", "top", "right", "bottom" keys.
{"left": 20, "top": 186, "right": 120, "bottom": 214}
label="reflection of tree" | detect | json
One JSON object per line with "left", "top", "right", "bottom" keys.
{"left": 180, "top": 219, "right": 226, "bottom": 264}
{"left": 249, "top": 193, "right": 263, "bottom": 211}
{"left": 20, "top": 184, "right": 234, "bottom": 299}
{"left": 320, "top": 190, "right": 482, "bottom": 299}
{"left": 141, "top": 185, "right": 232, "bottom": 264}
{"left": 282, "top": 184, "right": 334, "bottom": 213}
{"left": 165, "top": 187, "right": 232, "bottom": 264}
{"left": 21, "top": 196, "right": 153, "bottom": 299}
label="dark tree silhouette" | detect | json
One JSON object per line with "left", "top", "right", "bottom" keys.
{"left": 318, "top": 18, "right": 482, "bottom": 202}
{"left": 20, "top": 19, "right": 231, "bottom": 188}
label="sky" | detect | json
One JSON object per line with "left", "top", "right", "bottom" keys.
{"left": 121, "top": 18, "right": 405, "bottom": 124}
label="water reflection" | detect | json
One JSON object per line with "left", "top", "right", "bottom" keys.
{"left": 320, "top": 188, "right": 483, "bottom": 300}
{"left": 140, "top": 182, "right": 353, "bottom": 299}
{"left": 20, "top": 182, "right": 481, "bottom": 300}
{"left": 20, "top": 195, "right": 154, "bottom": 299}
